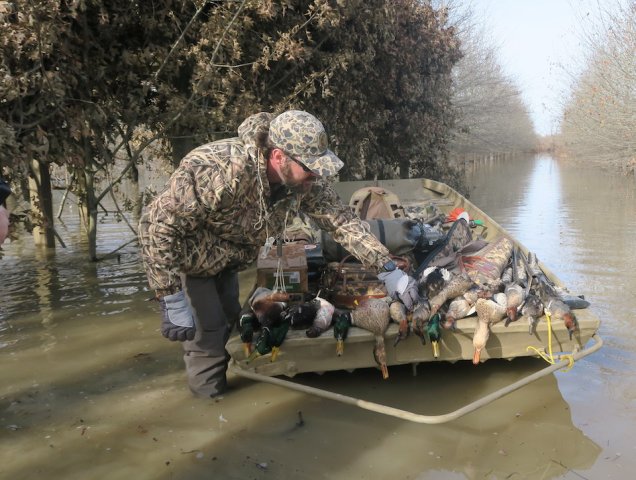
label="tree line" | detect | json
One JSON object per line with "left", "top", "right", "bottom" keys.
{"left": 0, "top": 0, "right": 537, "bottom": 260}
{"left": 556, "top": 0, "right": 636, "bottom": 171}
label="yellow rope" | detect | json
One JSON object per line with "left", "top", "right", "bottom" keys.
{"left": 526, "top": 310, "right": 575, "bottom": 372}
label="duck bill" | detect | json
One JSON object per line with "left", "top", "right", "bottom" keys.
{"left": 336, "top": 340, "right": 344, "bottom": 356}
{"left": 472, "top": 348, "right": 481, "bottom": 365}
{"left": 242, "top": 342, "right": 252, "bottom": 358}
{"left": 270, "top": 346, "right": 280, "bottom": 362}
{"left": 399, "top": 319, "right": 409, "bottom": 336}
{"left": 432, "top": 340, "right": 440, "bottom": 358}
{"left": 380, "top": 363, "right": 389, "bottom": 380}
{"left": 246, "top": 350, "right": 261, "bottom": 363}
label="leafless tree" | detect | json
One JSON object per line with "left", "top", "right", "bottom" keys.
{"left": 558, "top": 0, "right": 636, "bottom": 171}
{"left": 440, "top": 1, "right": 538, "bottom": 160}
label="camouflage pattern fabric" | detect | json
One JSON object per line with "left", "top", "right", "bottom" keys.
{"left": 269, "top": 110, "right": 344, "bottom": 177}
{"left": 138, "top": 112, "right": 391, "bottom": 292}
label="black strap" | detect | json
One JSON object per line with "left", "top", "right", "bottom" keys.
{"left": 376, "top": 219, "right": 386, "bottom": 245}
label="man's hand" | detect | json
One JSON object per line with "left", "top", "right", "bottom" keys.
{"left": 158, "top": 290, "right": 196, "bottom": 341}
{"left": 378, "top": 262, "right": 419, "bottom": 311}
{"left": 398, "top": 276, "right": 419, "bottom": 311}
{"left": 378, "top": 268, "right": 409, "bottom": 297}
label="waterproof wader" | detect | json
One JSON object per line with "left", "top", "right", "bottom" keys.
{"left": 181, "top": 270, "right": 241, "bottom": 397}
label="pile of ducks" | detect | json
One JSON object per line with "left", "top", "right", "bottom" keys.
{"left": 410, "top": 246, "right": 585, "bottom": 365}
{"left": 239, "top": 286, "right": 395, "bottom": 379}
{"left": 239, "top": 245, "right": 587, "bottom": 378}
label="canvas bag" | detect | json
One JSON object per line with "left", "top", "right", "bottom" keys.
{"left": 349, "top": 186, "right": 406, "bottom": 220}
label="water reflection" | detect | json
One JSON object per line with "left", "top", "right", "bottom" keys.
{"left": 468, "top": 155, "right": 636, "bottom": 478}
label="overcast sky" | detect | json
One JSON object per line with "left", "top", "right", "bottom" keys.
{"left": 470, "top": 0, "right": 598, "bottom": 136}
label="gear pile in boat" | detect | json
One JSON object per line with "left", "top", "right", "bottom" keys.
{"left": 242, "top": 188, "right": 590, "bottom": 378}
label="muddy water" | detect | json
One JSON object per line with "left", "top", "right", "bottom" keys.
{"left": 1, "top": 155, "right": 634, "bottom": 479}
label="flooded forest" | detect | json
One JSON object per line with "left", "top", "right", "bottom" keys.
{"left": 1, "top": 1, "right": 635, "bottom": 479}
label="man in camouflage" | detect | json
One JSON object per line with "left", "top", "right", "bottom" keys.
{"left": 138, "top": 110, "right": 414, "bottom": 398}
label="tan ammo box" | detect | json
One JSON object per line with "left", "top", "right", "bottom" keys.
{"left": 256, "top": 243, "right": 308, "bottom": 293}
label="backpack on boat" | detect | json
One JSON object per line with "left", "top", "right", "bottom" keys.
{"left": 349, "top": 186, "right": 406, "bottom": 220}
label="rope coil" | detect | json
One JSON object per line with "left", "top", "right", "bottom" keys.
{"left": 526, "top": 310, "right": 575, "bottom": 372}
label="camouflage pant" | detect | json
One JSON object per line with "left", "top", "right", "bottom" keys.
{"left": 181, "top": 270, "right": 241, "bottom": 397}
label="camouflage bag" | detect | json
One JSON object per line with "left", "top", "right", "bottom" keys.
{"left": 415, "top": 218, "right": 485, "bottom": 278}
{"left": 349, "top": 186, "right": 406, "bottom": 220}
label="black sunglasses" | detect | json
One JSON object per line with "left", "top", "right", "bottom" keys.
{"left": 284, "top": 152, "right": 313, "bottom": 174}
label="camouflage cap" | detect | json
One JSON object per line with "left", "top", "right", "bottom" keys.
{"left": 269, "top": 110, "right": 344, "bottom": 177}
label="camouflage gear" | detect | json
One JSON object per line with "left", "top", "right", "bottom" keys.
{"left": 269, "top": 110, "right": 344, "bottom": 177}
{"left": 138, "top": 112, "right": 391, "bottom": 292}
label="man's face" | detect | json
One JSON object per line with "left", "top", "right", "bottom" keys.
{"left": 279, "top": 156, "right": 320, "bottom": 193}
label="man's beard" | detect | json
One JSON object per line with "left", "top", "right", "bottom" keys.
{"left": 280, "top": 162, "right": 315, "bottom": 193}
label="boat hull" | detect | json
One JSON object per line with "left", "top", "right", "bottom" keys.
{"left": 226, "top": 178, "right": 601, "bottom": 377}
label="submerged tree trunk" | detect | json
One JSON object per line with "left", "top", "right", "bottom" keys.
{"left": 77, "top": 167, "right": 99, "bottom": 261}
{"left": 28, "top": 159, "right": 56, "bottom": 248}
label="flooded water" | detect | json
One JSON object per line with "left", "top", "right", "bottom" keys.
{"left": 1, "top": 155, "right": 634, "bottom": 479}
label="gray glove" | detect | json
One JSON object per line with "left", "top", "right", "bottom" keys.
{"left": 378, "top": 268, "right": 409, "bottom": 297}
{"left": 378, "top": 269, "right": 419, "bottom": 311}
{"left": 398, "top": 276, "right": 420, "bottom": 311}
{"left": 158, "top": 290, "right": 196, "bottom": 341}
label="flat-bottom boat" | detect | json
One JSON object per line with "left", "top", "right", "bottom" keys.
{"left": 226, "top": 178, "right": 602, "bottom": 423}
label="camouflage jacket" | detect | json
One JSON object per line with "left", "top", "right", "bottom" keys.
{"left": 138, "top": 112, "right": 391, "bottom": 291}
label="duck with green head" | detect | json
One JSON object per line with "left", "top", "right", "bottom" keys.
{"left": 332, "top": 308, "right": 352, "bottom": 356}
{"left": 427, "top": 313, "right": 442, "bottom": 358}
{"left": 238, "top": 308, "right": 258, "bottom": 357}
{"left": 246, "top": 320, "right": 290, "bottom": 363}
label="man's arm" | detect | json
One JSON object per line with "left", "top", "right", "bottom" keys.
{"left": 302, "top": 181, "right": 420, "bottom": 309}
{"left": 138, "top": 157, "right": 229, "bottom": 294}
{"left": 301, "top": 181, "right": 393, "bottom": 271}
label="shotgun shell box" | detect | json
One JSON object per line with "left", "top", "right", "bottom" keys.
{"left": 256, "top": 243, "right": 309, "bottom": 293}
